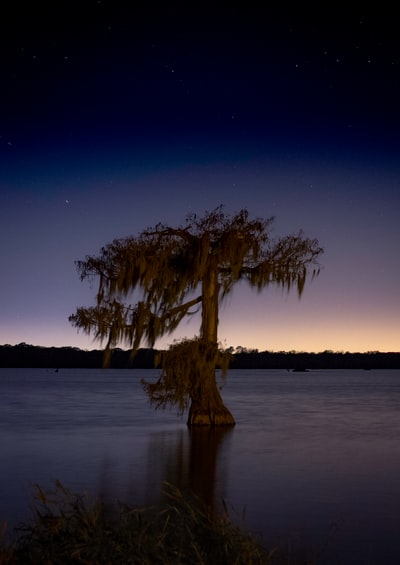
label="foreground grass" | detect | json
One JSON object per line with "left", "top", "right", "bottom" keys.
{"left": 0, "top": 481, "right": 272, "bottom": 565}
{"left": 0, "top": 481, "right": 322, "bottom": 565}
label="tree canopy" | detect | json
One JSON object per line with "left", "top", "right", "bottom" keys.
{"left": 70, "top": 207, "right": 323, "bottom": 425}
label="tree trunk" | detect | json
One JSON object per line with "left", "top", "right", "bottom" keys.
{"left": 187, "top": 265, "right": 235, "bottom": 426}
{"left": 187, "top": 368, "right": 235, "bottom": 426}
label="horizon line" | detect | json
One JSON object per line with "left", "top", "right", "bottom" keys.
{"left": 1, "top": 343, "right": 399, "bottom": 355}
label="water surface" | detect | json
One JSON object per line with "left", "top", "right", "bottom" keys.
{"left": 1, "top": 368, "right": 400, "bottom": 563}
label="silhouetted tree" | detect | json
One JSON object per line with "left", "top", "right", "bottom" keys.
{"left": 69, "top": 207, "right": 323, "bottom": 425}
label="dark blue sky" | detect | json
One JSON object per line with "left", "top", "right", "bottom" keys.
{"left": 1, "top": 3, "right": 399, "bottom": 352}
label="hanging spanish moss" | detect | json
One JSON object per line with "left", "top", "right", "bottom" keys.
{"left": 142, "top": 337, "right": 232, "bottom": 422}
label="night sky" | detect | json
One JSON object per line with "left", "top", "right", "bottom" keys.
{"left": 1, "top": 3, "right": 399, "bottom": 353}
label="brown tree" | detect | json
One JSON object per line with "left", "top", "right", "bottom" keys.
{"left": 69, "top": 207, "right": 323, "bottom": 426}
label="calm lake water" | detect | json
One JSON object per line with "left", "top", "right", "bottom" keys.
{"left": 1, "top": 368, "right": 400, "bottom": 563}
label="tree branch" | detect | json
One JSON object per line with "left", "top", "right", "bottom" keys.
{"left": 165, "top": 295, "right": 202, "bottom": 317}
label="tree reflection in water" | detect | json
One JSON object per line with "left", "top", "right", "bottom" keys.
{"left": 144, "top": 426, "right": 234, "bottom": 513}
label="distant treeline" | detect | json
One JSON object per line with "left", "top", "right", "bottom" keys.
{"left": 0, "top": 344, "right": 155, "bottom": 369}
{"left": 1, "top": 343, "right": 399, "bottom": 370}
{"left": 229, "top": 348, "right": 400, "bottom": 370}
